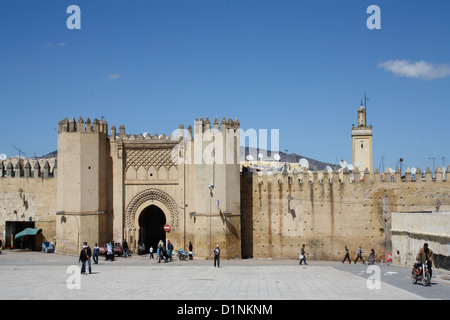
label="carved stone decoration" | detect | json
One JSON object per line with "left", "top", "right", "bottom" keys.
{"left": 125, "top": 188, "right": 179, "bottom": 230}
{"left": 125, "top": 147, "right": 178, "bottom": 171}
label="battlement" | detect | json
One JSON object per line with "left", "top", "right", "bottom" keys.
{"left": 0, "top": 158, "right": 56, "bottom": 178}
{"left": 110, "top": 116, "right": 240, "bottom": 143}
{"left": 58, "top": 117, "right": 108, "bottom": 134}
{"left": 195, "top": 117, "right": 240, "bottom": 133}
{"left": 243, "top": 164, "right": 449, "bottom": 185}
{"left": 110, "top": 124, "right": 182, "bottom": 142}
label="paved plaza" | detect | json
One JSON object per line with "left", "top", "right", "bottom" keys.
{"left": 0, "top": 250, "right": 449, "bottom": 302}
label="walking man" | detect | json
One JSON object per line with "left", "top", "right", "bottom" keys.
{"left": 122, "top": 240, "right": 128, "bottom": 258}
{"left": 167, "top": 240, "right": 174, "bottom": 262}
{"left": 149, "top": 246, "right": 154, "bottom": 259}
{"left": 299, "top": 244, "right": 308, "bottom": 265}
{"left": 342, "top": 245, "right": 351, "bottom": 264}
{"left": 354, "top": 246, "right": 365, "bottom": 264}
{"left": 93, "top": 243, "right": 99, "bottom": 264}
{"left": 79, "top": 247, "right": 88, "bottom": 274}
{"left": 83, "top": 242, "right": 92, "bottom": 274}
{"left": 214, "top": 245, "right": 221, "bottom": 268}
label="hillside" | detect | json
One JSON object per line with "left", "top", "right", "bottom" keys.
{"left": 240, "top": 147, "right": 336, "bottom": 171}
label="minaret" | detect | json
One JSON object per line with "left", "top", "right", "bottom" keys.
{"left": 352, "top": 101, "right": 373, "bottom": 173}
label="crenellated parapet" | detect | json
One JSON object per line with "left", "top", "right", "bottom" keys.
{"left": 110, "top": 116, "right": 239, "bottom": 142}
{"left": 0, "top": 158, "right": 57, "bottom": 178}
{"left": 194, "top": 116, "right": 240, "bottom": 138}
{"left": 243, "top": 163, "right": 449, "bottom": 185}
{"left": 58, "top": 117, "right": 108, "bottom": 134}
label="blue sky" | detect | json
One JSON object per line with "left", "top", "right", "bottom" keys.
{"left": 1, "top": 0, "right": 449, "bottom": 171}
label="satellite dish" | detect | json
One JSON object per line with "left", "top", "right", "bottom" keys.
{"left": 326, "top": 166, "right": 333, "bottom": 173}
{"left": 411, "top": 168, "right": 417, "bottom": 174}
{"left": 258, "top": 153, "right": 264, "bottom": 160}
{"left": 246, "top": 155, "right": 254, "bottom": 161}
{"left": 273, "top": 154, "right": 281, "bottom": 161}
{"left": 347, "top": 164, "right": 354, "bottom": 171}
{"left": 0, "top": 154, "right": 6, "bottom": 161}
{"left": 389, "top": 168, "right": 395, "bottom": 174}
{"left": 142, "top": 132, "right": 149, "bottom": 137}
{"left": 340, "top": 160, "right": 347, "bottom": 168}
{"left": 354, "top": 161, "right": 360, "bottom": 168}
{"left": 299, "top": 158, "right": 309, "bottom": 167}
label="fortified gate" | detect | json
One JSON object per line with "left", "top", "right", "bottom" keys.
{"left": 56, "top": 117, "right": 241, "bottom": 258}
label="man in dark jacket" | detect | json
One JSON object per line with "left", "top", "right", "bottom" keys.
{"left": 122, "top": 240, "right": 128, "bottom": 258}
{"left": 79, "top": 248, "right": 87, "bottom": 274}
{"left": 416, "top": 243, "right": 434, "bottom": 277}
{"left": 83, "top": 242, "right": 92, "bottom": 274}
{"left": 167, "top": 240, "right": 174, "bottom": 262}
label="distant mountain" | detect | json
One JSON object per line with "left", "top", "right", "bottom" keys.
{"left": 40, "top": 150, "right": 57, "bottom": 159}
{"left": 240, "top": 146, "right": 336, "bottom": 171}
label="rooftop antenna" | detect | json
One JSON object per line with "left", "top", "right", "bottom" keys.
{"left": 364, "top": 92, "right": 370, "bottom": 108}
{"left": 428, "top": 157, "right": 439, "bottom": 173}
{"left": 429, "top": 156, "right": 446, "bottom": 172}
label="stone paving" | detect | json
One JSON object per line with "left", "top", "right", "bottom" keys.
{"left": 0, "top": 250, "right": 448, "bottom": 301}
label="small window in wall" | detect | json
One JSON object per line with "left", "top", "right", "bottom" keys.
{"left": 361, "top": 142, "right": 364, "bottom": 149}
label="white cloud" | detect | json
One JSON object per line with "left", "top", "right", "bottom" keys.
{"left": 108, "top": 73, "right": 120, "bottom": 80}
{"left": 378, "top": 59, "right": 450, "bottom": 80}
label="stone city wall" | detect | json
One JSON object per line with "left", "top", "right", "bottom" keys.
{"left": 241, "top": 166, "right": 450, "bottom": 263}
{"left": 0, "top": 159, "right": 57, "bottom": 249}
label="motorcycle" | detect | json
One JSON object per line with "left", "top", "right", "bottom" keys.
{"left": 177, "top": 249, "right": 194, "bottom": 261}
{"left": 411, "top": 259, "right": 431, "bottom": 286}
{"left": 178, "top": 249, "right": 188, "bottom": 261}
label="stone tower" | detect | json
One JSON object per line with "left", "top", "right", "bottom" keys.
{"left": 191, "top": 117, "right": 241, "bottom": 258}
{"left": 56, "top": 117, "right": 110, "bottom": 255}
{"left": 352, "top": 102, "right": 373, "bottom": 173}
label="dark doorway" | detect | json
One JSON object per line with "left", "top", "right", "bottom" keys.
{"left": 138, "top": 205, "right": 166, "bottom": 254}
{"left": 5, "top": 221, "right": 36, "bottom": 250}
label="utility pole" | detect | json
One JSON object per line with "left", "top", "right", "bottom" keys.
{"left": 284, "top": 149, "right": 288, "bottom": 169}
{"left": 380, "top": 155, "right": 385, "bottom": 173}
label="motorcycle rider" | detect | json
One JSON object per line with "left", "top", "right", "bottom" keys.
{"left": 416, "top": 243, "right": 433, "bottom": 278}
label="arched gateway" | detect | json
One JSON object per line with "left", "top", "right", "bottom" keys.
{"left": 125, "top": 188, "right": 180, "bottom": 252}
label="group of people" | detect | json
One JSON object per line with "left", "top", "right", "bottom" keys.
{"left": 298, "top": 244, "right": 381, "bottom": 266}
{"left": 152, "top": 240, "right": 174, "bottom": 263}
{"left": 342, "top": 245, "right": 376, "bottom": 265}
{"left": 299, "top": 243, "right": 434, "bottom": 279}
{"left": 149, "top": 240, "right": 197, "bottom": 264}
{"left": 78, "top": 240, "right": 128, "bottom": 274}
{"left": 147, "top": 240, "right": 220, "bottom": 268}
